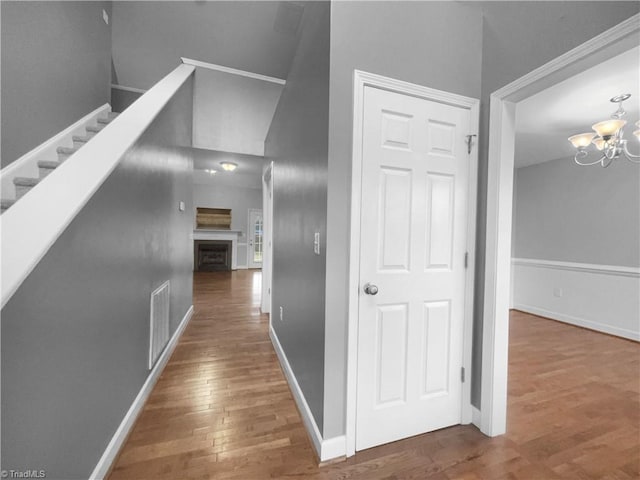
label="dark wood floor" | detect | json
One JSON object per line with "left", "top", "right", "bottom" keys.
{"left": 108, "top": 271, "right": 640, "bottom": 479}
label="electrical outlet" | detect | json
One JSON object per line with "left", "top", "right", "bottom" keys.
{"left": 279, "top": 306, "right": 284, "bottom": 321}
{"left": 553, "top": 287, "right": 563, "bottom": 298}
{"left": 313, "top": 232, "right": 320, "bottom": 255}
{"left": 102, "top": 9, "right": 109, "bottom": 25}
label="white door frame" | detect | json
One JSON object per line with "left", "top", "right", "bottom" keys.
{"left": 481, "top": 14, "right": 639, "bottom": 437}
{"left": 261, "top": 162, "right": 273, "bottom": 314}
{"left": 346, "top": 70, "right": 480, "bottom": 456}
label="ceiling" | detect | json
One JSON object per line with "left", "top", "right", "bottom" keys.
{"left": 515, "top": 45, "right": 640, "bottom": 168}
{"left": 111, "top": 1, "right": 304, "bottom": 164}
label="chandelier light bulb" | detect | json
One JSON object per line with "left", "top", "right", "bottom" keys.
{"left": 592, "top": 137, "right": 605, "bottom": 151}
{"left": 592, "top": 119, "right": 626, "bottom": 139}
{"left": 568, "top": 94, "right": 639, "bottom": 167}
{"left": 568, "top": 132, "right": 596, "bottom": 148}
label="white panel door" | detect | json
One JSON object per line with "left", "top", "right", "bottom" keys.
{"left": 248, "top": 209, "right": 263, "bottom": 269}
{"left": 356, "top": 86, "right": 471, "bottom": 451}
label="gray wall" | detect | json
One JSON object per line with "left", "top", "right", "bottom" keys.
{"left": 265, "top": 1, "right": 330, "bottom": 434}
{"left": 111, "top": 1, "right": 299, "bottom": 89}
{"left": 1, "top": 79, "right": 194, "bottom": 478}
{"left": 1, "top": 1, "right": 112, "bottom": 168}
{"left": 513, "top": 158, "right": 640, "bottom": 267}
{"left": 324, "top": 1, "right": 484, "bottom": 438}
{"left": 472, "top": 1, "right": 640, "bottom": 407}
{"left": 111, "top": 87, "right": 143, "bottom": 113}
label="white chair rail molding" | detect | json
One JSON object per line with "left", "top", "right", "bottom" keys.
{"left": 511, "top": 258, "right": 640, "bottom": 341}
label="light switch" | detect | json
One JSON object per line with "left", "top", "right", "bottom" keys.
{"left": 313, "top": 232, "right": 320, "bottom": 255}
{"left": 102, "top": 9, "right": 109, "bottom": 25}
{"left": 178, "top": 201, "right": 185, "bottom": 212}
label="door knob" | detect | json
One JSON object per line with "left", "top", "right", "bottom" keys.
{"left": 363, "top": 283, "right": 379, "bottom": 295}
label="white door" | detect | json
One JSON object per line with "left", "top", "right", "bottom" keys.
{"left": 248, "top": 209, "right": 263, "bottom": 269}
{"left": 356, "top": 86, "right": 471, "bottom": 451}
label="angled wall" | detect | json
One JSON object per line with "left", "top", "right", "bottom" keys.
{"left": 1, "top": 1, "right": 112, "bottom": 168}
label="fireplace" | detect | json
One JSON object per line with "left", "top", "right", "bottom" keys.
{"left": 194, "top": 240, "right": 233, "bottom": 271}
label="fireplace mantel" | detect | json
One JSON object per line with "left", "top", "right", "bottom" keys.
{"left": 192, "top": 230, "right": 242, "bottom": 270}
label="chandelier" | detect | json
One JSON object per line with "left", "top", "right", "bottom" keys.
{"left": 568, "top": 93, "right": 640, "bottom": 167}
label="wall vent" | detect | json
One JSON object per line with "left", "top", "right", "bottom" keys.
{"left": 149, "top": 281, "right": 170, "bottom": 370}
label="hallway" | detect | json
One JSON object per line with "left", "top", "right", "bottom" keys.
{"left": 107, "top": 271, "right": 639, "bottom": 479}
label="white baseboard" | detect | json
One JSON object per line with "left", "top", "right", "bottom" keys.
{"left": 89, "top": 305, "right": 194, "bottom": 480}
{"left": 269, "top": 326, "right": 345, "bottom": 461}
{"left": 513, "top": 303, "right": 639, "bottom": 341}
{"left": 512, "top": 258, "right": 640, "bottom": 341}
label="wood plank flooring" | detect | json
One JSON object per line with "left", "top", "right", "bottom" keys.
{"left": 108, "top": 271, "right": 639, "bottom": 479}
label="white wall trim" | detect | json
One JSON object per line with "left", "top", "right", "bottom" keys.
{"left": 513, "top": 304, "right": 639, "bottom": 342}
{"left": 512, "top": 258, "right": 640, "bottom": 278}
{"left": 1, "top": 64, "right": 195, "bottom": 309}
{"left": 269, "top": 326, "right": 344, "bottom": 461}
{"left": 181, "top": 57, "right": 286, "bottom": 85}
{"left": 111, "top": 83, "right": 147, "bottom": 94}
{"left": 345, "top": 70, "right": 479, "bottom": 457}
{"left": 483, "top": 14, "right": 640, "bottom": 437}
{"left": 511, "top": 258, "right": 639, "bottom": 341}
{"left": 89, "top": 305, "right": 194, "bottom": 480}
{"left": 0, "top": 103, "right": 111, "bottom": 199}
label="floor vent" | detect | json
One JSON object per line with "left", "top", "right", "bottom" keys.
{"left": 149, "top": 280, "right": 170, "bottom": 370}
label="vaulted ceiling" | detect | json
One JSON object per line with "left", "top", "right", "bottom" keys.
{"left": 111, "top": 1, "right": 304, "bottom": 170}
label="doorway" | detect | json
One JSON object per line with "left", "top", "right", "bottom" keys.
{"left": 481, "top": 14, "right": 639, "bottom": 437}
{"left": 247, "top": 208, "right": 263, "bottom": 269}
{"left": 346, "top": 71, "right": 479, "bottom": 454}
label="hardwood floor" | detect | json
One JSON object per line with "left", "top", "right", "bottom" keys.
{"left": 107, "top": 271, "right": 640, "bottom": 479}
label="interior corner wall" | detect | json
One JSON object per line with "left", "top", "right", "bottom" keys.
{"left": 473, "top": 1, "right": 640, "bottom": 407}
{"left": 325, "top": 1, "right": 483, "bottom": 439}
{"left": 264, "top": 2, "right": 330, "bottom": 435}
{"left": 1, "top": 1, "right": 112, "bottom": 168}
{"left": 1, "top": 79, "right": 194, "bottom": 478}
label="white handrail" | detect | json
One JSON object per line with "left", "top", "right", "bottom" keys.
{"left": 1, "top": 63, "right": 195, "bottom": 309}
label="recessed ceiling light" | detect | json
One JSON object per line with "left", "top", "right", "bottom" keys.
{"left": 204, "top": 169, "right": 217, "bottom": 175}
{"left": 220, "top": 162, "right": 238, "bottom": 172}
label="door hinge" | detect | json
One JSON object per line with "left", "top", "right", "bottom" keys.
{"left": 461, "top": 367, "right": 466, "bottom": 383}
{"left": 464, "top": 252, "right": 469, "bottom": 269}
{"left": 466, "top": 134, "right": 477, "bottom": 154}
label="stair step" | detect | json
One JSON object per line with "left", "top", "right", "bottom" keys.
{"left": 1, "top": 198, "right": 15, "bottom": 214}
{"left": 38, "top": 160, "right": 62, "bottom": 178}
{"left": 85, "top": 124, "right": 106, "bottom": 137}
{"left": 57, "top": 146, "right": 79, "bottom": 161}
{"left": 72, "top": 135, "right": 91, "bottom": 148}
{"left": 14, "top": 177, "right": 40, "bottom": 200}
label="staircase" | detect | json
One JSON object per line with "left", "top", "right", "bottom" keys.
{"left": 1, "top": 110, "right": 119, "bottom": 214}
